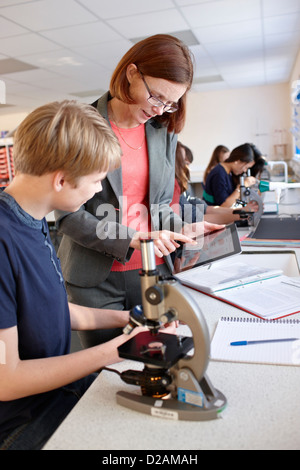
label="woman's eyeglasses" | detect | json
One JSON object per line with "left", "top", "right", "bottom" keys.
{"left": 138, "top": 70, "right": 179, "bottom": 113}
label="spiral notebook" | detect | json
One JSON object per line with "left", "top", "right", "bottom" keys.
{"left": 210, "top": 317, "right": 300, "bottom": 366}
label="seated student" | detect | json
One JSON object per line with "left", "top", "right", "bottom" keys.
{"left": 171, "top": 142, "right": 249, "bottom": 225}
{"left": 203, "top": 143, "right": 257, "bottom": 208}
{"left": 203, "top": 145, "right": 230, "bottom": 185}
{"left": 171, "top": 141, "right": 205, "bottom": 222}
{"left": 0, "top": 100, "right": 168, "bottom": 451}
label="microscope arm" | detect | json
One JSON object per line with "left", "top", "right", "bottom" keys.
{"left": 160, "top": 280, "right": 210, "bottom": 382}
{"left": 126, "top": 273, "right": 210, "bottom": 382}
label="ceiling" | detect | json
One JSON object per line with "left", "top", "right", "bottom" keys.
{"left": 1, "top": 0, "right": 300, "bottom": 116}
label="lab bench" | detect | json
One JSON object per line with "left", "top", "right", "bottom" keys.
{"left": 43, "top": 190, "right": 300, "bottom": 451}
{"left": 43, "top": 285, "right": 300, "bottom": 451}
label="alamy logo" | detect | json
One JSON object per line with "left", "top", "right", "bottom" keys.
{"left": 0, "top": 340, "right": 6, "bottom": 365}
{"left": 95, "top": 197, "right": 206, "bottom": 249}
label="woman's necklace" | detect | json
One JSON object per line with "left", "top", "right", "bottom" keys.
{"left": 109, "top": 106, "right": 146, "bottom": 151}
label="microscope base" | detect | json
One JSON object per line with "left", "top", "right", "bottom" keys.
{"left": 116, "top": 387, "right": 226, "bottom": 421}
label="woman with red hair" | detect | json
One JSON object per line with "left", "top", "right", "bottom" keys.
{"left": 56, "top": 35, "right": 222, "bottom": 348}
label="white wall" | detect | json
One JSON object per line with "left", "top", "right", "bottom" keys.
{"left": 0, "top": 111, "right": 28, "bottom": 136}
{"left": 0, "top": 81, "right": 293, "bottom": 172}
{"left": 180, "top": 82, "right": 291, "bottom": 168}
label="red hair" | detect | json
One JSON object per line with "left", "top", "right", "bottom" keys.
{"left": 110, "top": 34, "right": 194, "bottom": 133}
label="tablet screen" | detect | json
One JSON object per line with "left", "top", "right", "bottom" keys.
{"left": 171, "top": 223, "right": 241, "bottom": 275}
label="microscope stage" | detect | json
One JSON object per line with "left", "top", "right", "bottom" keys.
{"left": 118, "top": 331, "right": 194, "bottom": 368}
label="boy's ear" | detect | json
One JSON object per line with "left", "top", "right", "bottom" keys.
{"left": 52, "top": 171, "right": 66, "bottom": 192}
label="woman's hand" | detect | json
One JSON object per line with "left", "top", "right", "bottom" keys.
{"left": 244, "top": 176, "right": 257, "bottom": 187}
{"left": 130, "top": 230, "right": 196, "bottom": 258}
{"left": 245, "top": 200, "right": 259, "bottom": 212}
{"left": 181, "top": 221, "right": 225, "bottom": 240}
{"left": 130, "top": 222, "right": 225, "bottom": 258}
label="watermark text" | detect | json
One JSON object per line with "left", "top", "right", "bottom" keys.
{"left": 95, "top": 197, "right": 205, "bottom": 248}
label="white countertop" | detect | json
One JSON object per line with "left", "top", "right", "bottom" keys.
{"left": 44, "top": 189, "right": 300, "bottom": 451}
{"left": 44, "top": 289, "right": 300, "bottom": 451}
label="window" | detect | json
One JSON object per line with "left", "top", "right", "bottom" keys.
{"left": 291, "top": 80, "right": 300, "bottom": 161}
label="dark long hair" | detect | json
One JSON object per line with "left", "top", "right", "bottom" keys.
{"left": 175, "top": 142, "right": 192, "bottom": 192}
{"left": 203, "top": 145, "right": 230, "bottom": 183}
{"left": 229, "top": 143, "right": 263, "bottom": 185}
{"left": 226, "top": 143, "right": 255, "bottom": 164}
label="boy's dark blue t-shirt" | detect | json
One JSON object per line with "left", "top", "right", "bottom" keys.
{"left": 203, "top": 164, "right": 236, "bottom": 206}
{"left": 0, "top": 191, "right": 71, "bottom": 440}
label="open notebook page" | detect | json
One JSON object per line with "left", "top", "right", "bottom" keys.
{"left": 210, "top": 317, "right": 300, "bottom": 366}
{"left": 215, "top": 276, "right": 300, "bottom": 319}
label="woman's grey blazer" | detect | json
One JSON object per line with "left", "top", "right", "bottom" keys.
{"left": 55, "top": 92, "right": 183, "bottom": 288}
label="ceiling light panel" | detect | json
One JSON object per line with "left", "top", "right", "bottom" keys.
{"left": 41, "top": 21, "right": 120, "bottom": 48}
{"left": 13, "top": 49, "right": 86, "bottom": 69}
{"left": 0, "top": 0, "right": 30, "bottom": 6}
{"left": 0, "top": 33, "right": 61, "bottom": 58}
{"left": 0, "top": 58, "right": 38, "bottom": 75}
{"left": 75, "top": 39, "right": 132, "bottom": 67}
{"left": 193, "top": 19, "right": 262, "bottom": 45}
{"left": 264, "top": 13, "right": 300, "bottom": 35}
{"left": 191, "top": 81, "right": 228, "bottom": 92}
{"left": 0, "top": 16, "right": 28, "bottom": 39}
{"left": 189, "top": 44, "right": 219, "bottom": 76}
{"left": 107, "top": 9, "right": 188, "bottom": 38}
{"left": 193, "top": 75, "right": 224, "bottom": 84}
{"left": 131, "top": 30, "right": 199, "bottom": 47}
{"left": 3, "top": 71, "right": 64, "bottom": 96}
{"left": 0, "top": 0, "right": 299, "bottom": 115}
{"left": 0, "top": 0, "right": 98, "bottom": 31}
{"left": 77, "top": 0, "right": 174, "bottom": 19}
{"left": 221, "top": 68, "right": 266, "bottom": 83}
{"left": 265, "top": 31, "right": 300, "bottom": 50}
{"left": 204, "top": 36, "right": 264, "bottom": 63}
{"left": 263, "top": 0, "right": 300, "bottom": 16}
{"left": 181, "top": 0, "right": 261, "bottom": 28}
{"left": 218, "top": 57, "right": 265, "bottom": 75}
{"left": 70, "top": 89, "right": 105, "bottom": 98}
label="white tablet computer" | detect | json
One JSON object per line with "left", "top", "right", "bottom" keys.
{"left": 169, "top": 223, "right": 241, "bottom": 277}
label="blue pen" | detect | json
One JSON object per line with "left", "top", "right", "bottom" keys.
{"left": 230, "top": 338, "right": 298, "bottom": 346}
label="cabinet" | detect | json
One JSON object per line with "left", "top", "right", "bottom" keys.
{"left": 0, "top": 138, "right": 14, "bottom": 187}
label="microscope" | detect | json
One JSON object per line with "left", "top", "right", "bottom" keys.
{"left": 259, "top": 180, "right": 300, "bottom": 201}
{"left": 234, "top": 171, "right": 264, "bottom": 227}
{"left": 116, "top": 239, "right": 227, "bottom": 421}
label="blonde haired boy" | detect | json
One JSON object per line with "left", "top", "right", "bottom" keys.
{"left": 0, "top": 101, "right": 139, "bottom": 450}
